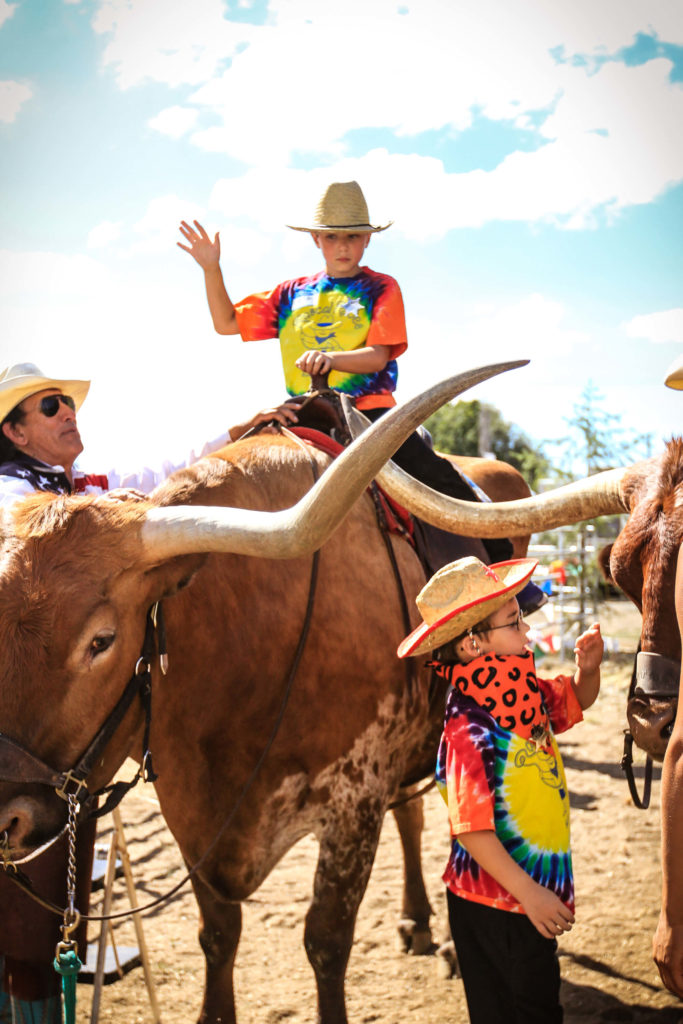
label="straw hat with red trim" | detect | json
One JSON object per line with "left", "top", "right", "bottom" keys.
{"left": 287, "top": 181, "right": 392, "bottom": 234}
{"left": 398, "top": 556, "right": 537, "bottom": 659}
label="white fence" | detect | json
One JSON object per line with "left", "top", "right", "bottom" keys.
{"left": 527, "top": 524, "right": 618, "bottom": 658}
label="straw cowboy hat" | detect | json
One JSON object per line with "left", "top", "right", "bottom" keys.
{"left": 664, "top": 353, "right": 683, "bottom": 390}
{"left": 398, "top": 556, "right": 538, "bottom": 659}
{"left": 0, "top": 362, "right": 90, "bottom": 423}
{"left": 287, "top": 180, "right": 392, "bottom": 234}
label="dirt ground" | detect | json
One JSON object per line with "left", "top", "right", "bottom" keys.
{"left": 76, "top": 600, "right": 683, "bottom": 1024}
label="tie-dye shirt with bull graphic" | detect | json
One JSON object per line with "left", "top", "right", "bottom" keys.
{"left": 433, "top": 652, "right": 583, "bottom": 915}
{"left": 234, "top": 268, "right": 407, "bottom": 409}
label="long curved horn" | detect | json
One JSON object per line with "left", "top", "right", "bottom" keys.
{"left": 140, "top": 360, "right": 529, "bottom": 559}
{"left": 345, "top": 404, "right": 630, "bottom": 537}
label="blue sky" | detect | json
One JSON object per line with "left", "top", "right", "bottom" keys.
{"left": 1, "top": 0, "right": 681, "bottom": 474}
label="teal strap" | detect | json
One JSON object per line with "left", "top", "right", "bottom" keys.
{"left": 54, "top": 949, "right": 82, "bottom": 1024}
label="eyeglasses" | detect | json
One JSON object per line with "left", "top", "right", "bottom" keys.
{"left": 470, "top": 610, "right": 525, "bottom": 636}
{"left": 38, "top": 394, "right": 76, "bottom": 418}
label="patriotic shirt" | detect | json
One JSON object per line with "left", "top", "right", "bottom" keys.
{"left": 434, "top": 652, "right": 583, "bottom": 914}
{"left": 235, "top": 267, "right": 407, "bottom": 410}
{"left": 0, "top": 432, "right": 231, "bottom": 509}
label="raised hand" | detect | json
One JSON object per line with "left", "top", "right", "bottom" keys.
{"left": 177, "top": 220, "right": 221, "bottom": 269}
{"left": 574, "top": 623, "right": 603, "bottom": 672}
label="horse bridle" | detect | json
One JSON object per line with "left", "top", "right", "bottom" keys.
{"left": 0, "top": 604, "right": 162, "bottom": 837}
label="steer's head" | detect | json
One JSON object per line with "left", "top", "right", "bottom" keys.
{"left": 0, "top": 493, "right": 203, "bottom": 856}
{"left": 607, "top": 441, "right": 683, "bottom": 662}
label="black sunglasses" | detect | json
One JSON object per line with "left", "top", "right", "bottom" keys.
{"left": 38, "top": 394, "right": 76, "bottom": 418}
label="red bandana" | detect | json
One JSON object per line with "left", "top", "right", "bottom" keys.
{"left": 429, "top": 654, "right": 552, "bottom": 747}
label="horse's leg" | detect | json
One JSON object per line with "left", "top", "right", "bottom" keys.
{"left": 392, "top": 796, "right": 434, "bottom": 954}
{"left": 305, "top": 799, "right": 385, "bottom": 1024}
{"left": 192, "top": 874, "right": 242, "bottom": 1024}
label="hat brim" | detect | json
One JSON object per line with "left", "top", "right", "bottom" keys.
{"left": 398, "top": 559, "right": 537, "bottom": 659}
{"left": 286, "top": 222, "right": 393, "bottom": 234}
{"left": 665, "top": 354, "right": 683, "bottom": 390}
{"left": 0, "top": 375, "right": 90, "bottom": 423}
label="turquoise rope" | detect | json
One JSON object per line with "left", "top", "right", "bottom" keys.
{"left": 53, "top": 949, "right": 82, "bottom": 1024}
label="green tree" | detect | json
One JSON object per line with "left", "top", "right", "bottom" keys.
{"left": 547, "top": 381, "right": 653, "bottom": 478}
{"left": 541, "top": 381, "right": 653, "bottom": 620}
{"left": 425, "top": 400, "right": 551, "bottom": 491}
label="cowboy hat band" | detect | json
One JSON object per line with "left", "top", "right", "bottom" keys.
{"left": 287, "top": 180, "right": 392, "bottom": 234}
{"left": 398, "top": 556, "right": 538, "bottom": 659}
{"left": 0, "top": 362, "right": 90, "bottom": 423}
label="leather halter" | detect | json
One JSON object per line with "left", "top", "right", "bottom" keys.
{"left": 620, "top": 647, "right": 681, "bottom": 810}
{"left": 0, "top": 605, "right": 162, "bottom": 828}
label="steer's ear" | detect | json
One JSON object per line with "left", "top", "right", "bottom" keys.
{"left": 143, "top": 552, "right": 208, "bottom": 600}
{"left": 598, "top": 543, "right": 614, "bottom": 582}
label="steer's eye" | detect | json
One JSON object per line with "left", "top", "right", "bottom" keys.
{"left": 90, "top": 633, "right": 114, "bottom": 657}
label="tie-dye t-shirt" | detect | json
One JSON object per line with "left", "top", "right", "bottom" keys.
{"left": 234, "top": 268, "right": 407, "bottom": 409}
{"left": 434, "top": 652, "right": 583, "bottom": 914}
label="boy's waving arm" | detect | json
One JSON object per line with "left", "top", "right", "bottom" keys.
{"left": 178, "top": 219, "right": 240, "bottom": 335}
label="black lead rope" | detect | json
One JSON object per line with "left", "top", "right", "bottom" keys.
{"left": 621, "top": 730, "right": 653, "bottom": 810}
{"left": 620, "top": 642, "right": 653, "bottom": 810}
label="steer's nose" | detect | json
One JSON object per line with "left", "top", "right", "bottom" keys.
{"left": 0, "top": 795, "right": 48, "bottom": 855}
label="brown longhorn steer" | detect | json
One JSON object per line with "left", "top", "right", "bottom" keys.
{"left": 0, "top": 365, "right": 530, "bottom": 1024}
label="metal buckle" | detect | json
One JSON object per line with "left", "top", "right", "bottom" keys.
{"left": 55, "top": 769, "right": 87, "bottom": 802}
{"left": 0, "top": 830, "right": 16, "bottom": 873}
{"left": 141, "top": 750, "right": 154, "bottom": 783}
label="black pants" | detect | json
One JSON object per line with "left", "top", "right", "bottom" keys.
{"left": 447, "top": 889, "right": 562, "bottom": 1024}
{"left": 362, "top": 409, "right": 513, "bottom": 563}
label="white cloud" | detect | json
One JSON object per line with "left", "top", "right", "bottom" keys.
{"left": 129, "top": 193, "right": 273, "bottom": 267}
{"left": 0, "top": 0, "right": 15, "bottom": 29}
{"left": 92, "top": 0, "right": 250, "bottom": 89}
{"left": 87, "top": 0, "right": 683, "bottom": 230}
{"left": 0, "top": 246, "right": 287, "bottom": 469}
{"left": 624, "top": 308, "right": 683, "bottom": 344}
{"left": 206, "top": 107, "right": 683, "bottom": 243}
{"left": 87, "top": 220, "right": 122, "bottom": 249}
{"left": 132, "top": 194, "right": 206, "bottom": 253}
{"left": 0, "top": 80, "right": 33, "bottom": 123}
{"left": 0, "top": 249, "right": 110, "bottom": 297}
{"left": 398, "top": 293, "right": 588, "bottom": 404}
{"left": 148, "top": 105, "right": 198, "bottom": 138}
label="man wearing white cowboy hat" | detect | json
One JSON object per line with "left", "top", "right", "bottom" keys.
{"left": 178, "top": 180, "right": 527, "bottom": 573}
{"left": 0, "top": 362, "right": 299, "bottom": 509}
{"left": 398, "top": 556, "right": 603, "bottom": 1023}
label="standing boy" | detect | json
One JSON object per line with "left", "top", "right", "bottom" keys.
{"left": 399, "top": 556, "right": 603, "bottom": 1023}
